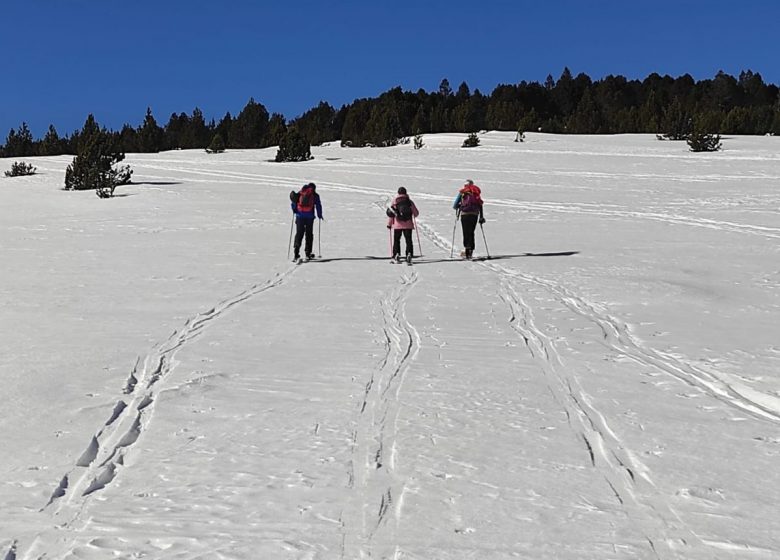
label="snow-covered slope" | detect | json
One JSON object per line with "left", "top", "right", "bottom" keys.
{"left": 2, "top": 132, "right": 779, "bottom": 559}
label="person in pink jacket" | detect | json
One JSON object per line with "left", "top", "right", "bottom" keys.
{"left": 386, "top": 186, "right": 420, "bottom": 263}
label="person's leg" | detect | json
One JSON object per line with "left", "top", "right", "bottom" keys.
{"left": 393, "top": 229, "right": 402, "bottom": 259}
{"left": 403, "top": 229, "right": 413, "bottom": 256}
{"left": 304, "top": 218, "right": 314, "bottom": 257}
{"left": 461, "top": 214, "right": 478, "bottom": 257}
{"left": 293, "top": 216, "right": 305, "bottom": 259}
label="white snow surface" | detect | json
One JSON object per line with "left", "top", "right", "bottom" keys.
{"left": 2, "top": 132, "right": 780, "bottom": 559}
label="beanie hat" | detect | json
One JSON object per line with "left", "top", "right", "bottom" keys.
{"left": 398, "top": 186, "right": 407, "bottom": 195}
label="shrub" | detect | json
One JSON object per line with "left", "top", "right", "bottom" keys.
{"left": 462, "top": 132, "right": 480, "bottom": 148}
{"left": 687, "top": 131, "right": 722, "bottom": 152}
{"left": 413, "top": 133, "right": 424, "bottom": 150}
{"left": 275, "top": 128, "right": 312, "bottom": 162}
{"left": 64, "top": 131, "right": 130, "bottom": 198}
{"left": 515, "top": 130, "right": 525, "bottom": 142}
{"left": 206, "top": 133, "right": 226, "bottom": 154}
{"left": 4, "top": 161, "right": 37, "bottom": 177}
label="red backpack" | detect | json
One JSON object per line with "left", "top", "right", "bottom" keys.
{"left": 296, "top": 185, "right": 315, "bottom": 212}
{"left": 460, "top": 185, "right": 483, "bottom": 213}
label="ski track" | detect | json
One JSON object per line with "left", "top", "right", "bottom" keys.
{"left": 416, "top": 220, "right": 780, "bottom": 558}
{"left": 134, "top": 161, "right": 780, "bottom": 241}
{"left": 416, "top": 220, "right": 780, "bottom": 427}
{"left": 488, "top": 262, "right": 780, "bottom": 425}
{"left": 497, "top": 279, "right": 699, "bottom": 559}
{"left": 343, "top": 272, "right": 420, "bottom": 560}
{"left": 16, "top": 264, "right": 300, "bottom": 560}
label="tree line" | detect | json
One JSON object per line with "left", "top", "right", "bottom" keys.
{"left": 2, "top": 69, "right": 779, "bottom": 158}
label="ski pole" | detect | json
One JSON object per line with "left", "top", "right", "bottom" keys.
{"left": 450, "top": 211, "right": 460, "bottom": 258}
{"left": 413, "top": 216, "right": 423, "bottom": 257}
{"left": 318, "top": 218, "right": 322, "bottom": 257}
{"left": 388, "top": 227, "right": 393, "bottom": 257}
{"left": 287, "top": 214, "right": 295, "bottom": 259}
{"left": 480, "top": 222, "right": 491, "bottom": 259}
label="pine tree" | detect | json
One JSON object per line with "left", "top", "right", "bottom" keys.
{"left": 461, "top": 132, "right": 480, "bottom": 147}
{"left": 660, "top": 98, "right": 692, "bottom": 140}
{"left": 266, "top": 113, "right": 288, "bottom": 147}
{"left": 439, "top": 78, "right": 452, "bottom": 97}
{"left": 4, "top": 123, "right": 35, "bottom": 157}
{"left": 138, "top": 108, "right": 164, "bottom": 153}
{"left": 4, "top": 161, "right": 37, "bottom": 177}
{"left": 206, "top": 133, "right": 226, "bottom": 154}
{"left": 64, "top": 120, "right": 131, "bottom": 195}
{"left": 275, "top": 128, "right": 311, "bottom": 162}
{"left": 231, "top": 98, "right": 270, "bottom": 148}
{"left": 39, "top": 125, "right": 66, "bottom": 156}
{"left": 687, "top": 119, "right": 722, "bottom": 152}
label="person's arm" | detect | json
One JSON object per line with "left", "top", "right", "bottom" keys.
{"left": 315, "top": 195, "right": 323, "bottom": 219}
{"left": 412, "top": 201, "right": 419, "bottom": 218}
{"left": 452, "top": 193, "right": 462, "bottom": 210}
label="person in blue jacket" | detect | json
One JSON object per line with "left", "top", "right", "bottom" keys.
{"left": 290, "top": 183, "right": 323, "bottom": 261}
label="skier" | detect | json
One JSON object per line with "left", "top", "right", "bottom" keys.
{"left": 290, "top": 182, "right": 323, "bottom": 262}
{"left": 453, "top": 179, "right": 485, "bottom": 259}
{"left": 386, "top": 186, "right": 419, "bottom": 264}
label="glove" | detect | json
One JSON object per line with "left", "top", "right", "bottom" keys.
{"left": 479, "top": 217, "right": 486, "bottom": 224}
{"left": 387, "top": 224, "right": 392, "bottom": 229}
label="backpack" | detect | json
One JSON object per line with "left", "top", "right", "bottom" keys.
{"left": 459, "top": 185, "right": 483, "bottom": 213}
{"left": 393, "top": 196, "right": 413, "bottom": 221}
{"left": 296, "top": 185, "right": 315, "bottom": 212}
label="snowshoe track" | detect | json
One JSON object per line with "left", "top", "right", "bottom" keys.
{"left": 21, "top": 265, "right": 299, "bottom": 559}
{"left": 343, "top": 272, "right": 420, "bottom": 560}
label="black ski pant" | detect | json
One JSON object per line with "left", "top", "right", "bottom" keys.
{"left": 393, "top": 229, "right": 414, "bottom": 257}
{"left": 294, "top": 216, "right": 315, "bottom": 257}
{"left": 460, "top": 214, "right": 479, "bottom": 252}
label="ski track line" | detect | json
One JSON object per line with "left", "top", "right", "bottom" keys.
{"left": 343, "top": 272, "right": 420, "bottom": 560}
{"left": 134, "top": 162, "right": 780, "bottom": 241}
{"left": 417, "top": 219, "right": 780, "bottom": 426}
{"left": 497, "top": 279, "right": 700, "bottom": 559}
{"left": 417, "top": 220, "right": 780, "bottom": 558}
{"left": 488, "top": 262, "right": 780, "bottom": 426}
{"left": 16, "top": 264, "right": 300, "bottom": 560}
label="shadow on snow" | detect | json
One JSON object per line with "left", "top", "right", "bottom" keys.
{"left": 309, "top": 251, "right": 579, "bottom": 264}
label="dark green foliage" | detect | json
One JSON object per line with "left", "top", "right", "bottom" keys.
{"left": 413, "top": 133, "right": 424, "bottom": 149}
{"left": 64, "top": 115, "right": 131, "bottom": 194}
{"left": 137, "top": 108, "right": 164, "bottom": 153}
{"left": 462, "top": 132, "right": 480, "bottom": 147}
{"left": 275, "top": 129, "right": 311, "bottom": 162}
{"left": 3, "top": 123, "right": 35, "bottom": 158}
{"left": 659, "top": 98, "right": 692, "bottom": 140}
{"left": 290, "top": 102, "right": 338, "bottom": 146}
{"left": 687, "top": 130, "right": 722, "bottom": 152}
{"left": 3, "top": 70, "right": 780, "bottom": 158}
{"left": 39, "top": 125, "right": 68, "bottom": 155}
{"left": 266, "top": 113, "right": 288, "bottom": 147}
{"left": 206, "top": 133, "right": 226, "bottom": 154}
{"left": 4, "top": 161, "right": 37, "bottom": 177}
{"left": 231, "top": 98, "right": 270, "bottom": 148}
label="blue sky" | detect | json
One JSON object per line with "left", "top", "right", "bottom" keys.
{"left": 2, "top": 0, "right": 778, "bottom": 138}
